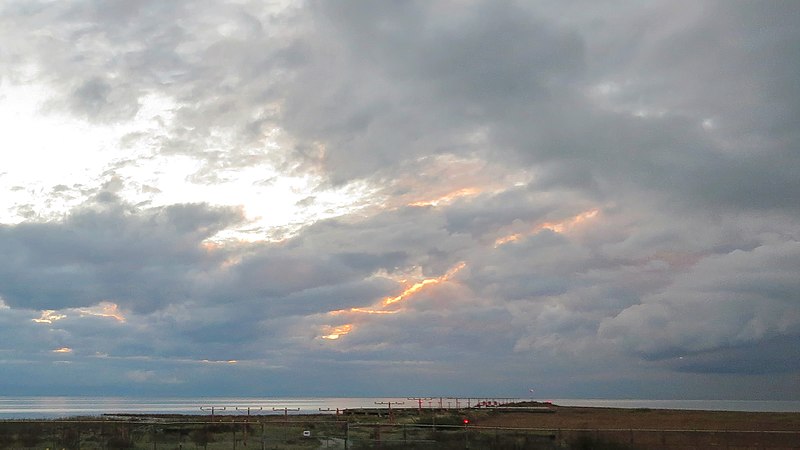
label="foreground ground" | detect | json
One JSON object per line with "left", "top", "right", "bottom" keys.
{"left": 1, "top": 402, "right": 799, "bottom": 449}
{"left": 464, "top": 403, "right": 800, "bottom": 449}
{"left": 472, "top": 403, "right": 800, "bottom": 431}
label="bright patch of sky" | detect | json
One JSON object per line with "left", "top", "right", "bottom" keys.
{"left": 0, "top": 80, "right": 371, "bottom": 240}
{"left": 0, "top": 81, "right": 119, "bottom": 221}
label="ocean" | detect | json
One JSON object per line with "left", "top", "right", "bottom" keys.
{"left": 1, "top": 397, "right": 799, "bottom": 419}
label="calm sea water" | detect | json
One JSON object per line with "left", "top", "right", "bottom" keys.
{"left": 0, "top": 397, "right": 798, "bottom": 419}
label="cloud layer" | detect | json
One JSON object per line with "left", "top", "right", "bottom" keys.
{"left": 0, "top": 0, "right": 798, "bottom": 399}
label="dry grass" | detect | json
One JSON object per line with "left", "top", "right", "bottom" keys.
{"left": 471, "top": 405, "right": 800, "bottom": 432}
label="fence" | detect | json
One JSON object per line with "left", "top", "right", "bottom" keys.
{"left": 1, "top": 418, "right": 798, "bottom": 449}
{"left": 344, "top": 423, "right": 800, "bottom": 449}
{"left": 0, "top": 418, "right": 346, "bottom": 449}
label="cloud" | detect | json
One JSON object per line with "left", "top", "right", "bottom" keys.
{"left": 0, "top": 200, "right": 244, "bottom": 312}
{"left": 274, "top": 0, "right": 586, "bottom": 183}
{"left": 127, "top": 369, "right": 182, "bottom": 384}
{"left": 0, "top": 0, "right": 799, "bottom": 399}
{"left": 600, "top": 240, "right": 800, "bottom": 365}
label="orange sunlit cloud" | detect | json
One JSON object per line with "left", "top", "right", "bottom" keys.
{"left": 78, "top": 302, "right": 126, "bottom": 323}
{"left": 319, "top": 210, "right": 599, "bottom": 342}
{"left": 329, "top": 308, "right": 400, "bottom": 316}
{"left": 32, "top": 310, "right": 67, "bottom": 324}
{"left": 382, "top": 261, "right": 466, "bottom": 307}
{"left": 202, "top": 240, "right": 246, "bottom": 269}
{"left": 52, "top": 347, "right": 72, "bottom": 353}
{"left": 383, "top": 153, "right": 532, "bottom": 211}
{"left": 319, "top": 262, "right": 466, "bottom": 340}
{"left": 495, "top": 208, "right": 600, "bottom": 247}
{"left": 321, "top": 324, "right": 353, "bottom": 340}
{"left": 408, "top": 187, "right": 483, "bottom": 207}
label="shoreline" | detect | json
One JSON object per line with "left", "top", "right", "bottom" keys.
{"left": 3, "top": 402, "right": 800, "bottom": 431}
{"left": 2, "top": 396, "right": 799, "bottom": 419}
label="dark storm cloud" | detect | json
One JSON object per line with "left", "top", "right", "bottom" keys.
{"left": 217, "top": 250, "right": 365, "bottom": 300}
{"left": 276, "top": 0, "right": 586, "bottom": 183}
{"left": 442, "top": 185, "right": 591, "bottom": 237}
{"left": 670, "top": 335, "right": 800, "bottom": 375}
{"left": 294, "top": 206, "right": 475, "bottom": 275}
{"left": 0, "top": 200, "right": 244, "bottom": 312}
{"left": 600, "top": 240, "right": 800, "bottom": 361}
{"left": 264, "top": 0, "right": 800, "bottom": 217}
{"left": 584, "top": 0, "right": 800, "bottom": 211}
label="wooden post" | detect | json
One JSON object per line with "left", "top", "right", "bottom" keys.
{"left": 272, "top": 407, "right": 299, "bottom": 444}
{"left": 375, "top": 401, "right": 404, "bottom": 424}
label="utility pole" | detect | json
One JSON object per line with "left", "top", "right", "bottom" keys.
{"left": 200, "top": 406, "right": 226, "bottom": 423}
{"left": 374, "top": 401, "right": 404, "bottom": 423}
{"left": 463, "top": 418, "right": 470, "bottom": 449}
{"left": 407, "top": 397, "right": 432, "bottom": 414}
{"left": 273, "top": 407, "right": 299, "bottom": 443}
{"left": 447, "top": 397, "right": 461, "bottom": 409}
{"left": 236, "top": 406, "right": 262, "bottom": 447}
{"left": 272, "top": 406, "right": 300, "bottom": 417}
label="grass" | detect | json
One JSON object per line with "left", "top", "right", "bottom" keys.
{"left": 1, "top": 404, "right": 799, "bottom": 449}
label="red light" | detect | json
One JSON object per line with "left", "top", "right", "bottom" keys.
{"left": 463, "top": 419, "right": 469, "bottom": 424}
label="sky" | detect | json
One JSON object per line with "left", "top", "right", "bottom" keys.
{"left": 0, "top": 0, "right": 798, "bottom": 400}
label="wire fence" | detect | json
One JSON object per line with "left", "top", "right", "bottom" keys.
{"left": 0, "top": 417, "right": 798, "bottom": 449}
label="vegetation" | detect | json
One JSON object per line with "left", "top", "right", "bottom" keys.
{"left": 570, "top": 434, "right": 636, "bottom": 450}
{"left": 0, "top": 406, "right": 798, "bottom": 449}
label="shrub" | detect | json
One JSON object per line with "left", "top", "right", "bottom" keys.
{"left": 571, "top": 434, "right": 635, "bottom": 450}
